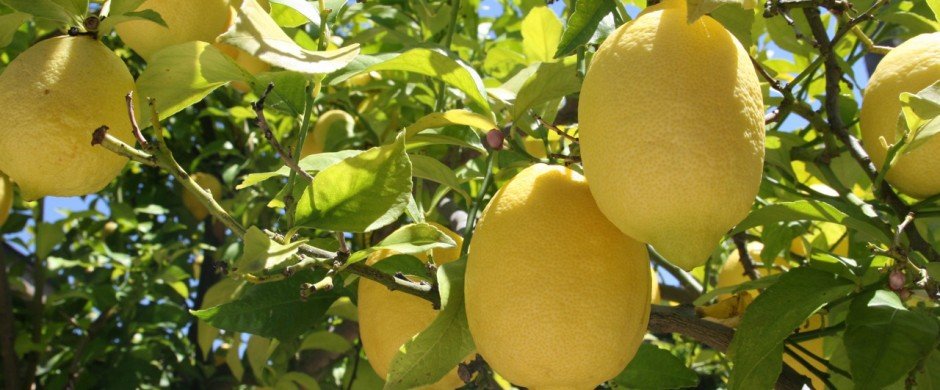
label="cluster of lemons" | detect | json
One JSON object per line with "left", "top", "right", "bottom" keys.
{"left": 0, "top": 0, "right": 938, "bottom": 388}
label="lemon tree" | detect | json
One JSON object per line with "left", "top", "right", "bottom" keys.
{"left": 0, "top": 0, "right": 939, "bottom": 389}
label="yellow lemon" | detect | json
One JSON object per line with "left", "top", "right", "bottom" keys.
{"left": 522, "top": 131, "right": 562, "bottom": 159}
{"left": 358, "top": 223, "right": 468, "bottom": 388}
{"left": 115, "top": 0, "right": 232, "bottom": 61}
{"left": 860, "top": 32, "right": 940, "bottom": 198}
{"left": 0, "top": 174, "right": 12, "bottom": 226}
{"left": 0, "top": 36, "right": 136, "bottom": 200}
{"left": 465, "top": 164, "right": 651, "bottom": 389}
{"left": 716, "top": 243, "right": 788, "bottom": 297}
{"left": 183, "top": 173, "right": 223, "bottom": 221}
{"left": 578, "top": 0, "right": 764, "bottom": 270}
{"left": 300, "top": 110, "right": 356, "bottom": 157}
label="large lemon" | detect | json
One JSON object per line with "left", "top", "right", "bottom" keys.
{"left": 0, "top": 36, "right": 136, "bottom": 200}
{"left": 358, "top": 223, "right": 467, "bottom": 388}
{"left": 0, "top": 175, "right": 12, "bottom": 226}
{"left": 300, "top": 110, "right": 356, "bottom": 157}
{"left": 115, "top": 0, "right": 232, "bottom": 61}
{"left": 465, "top": 164, "right": 651, "bottom": 389}
{"left": 578, "top": 0, "right": 765, "bottom": 270}
{"left": 783, "top": 313, "right": 827, "bottom": 390}
{"left": 860, "top": 33, "right": 940, "bottom": 198}
{"left": 183, "top": 173, "right": 223, "bottom": 221}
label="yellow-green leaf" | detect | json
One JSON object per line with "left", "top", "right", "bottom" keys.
{"left": 522, "top": 6, "right": 563, "bottom": 63}
{"left": 405, "top": 110, "right": 497, "bottom": 138}
{"left": 686, "top": 0, "right": 756, "bottom": 23}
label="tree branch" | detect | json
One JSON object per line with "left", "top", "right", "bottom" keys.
{"left": 732, "top": 233, "right": 762, "bottom": 281}
{"left": 252, "top": 83, "right": 314, "bottom": 183}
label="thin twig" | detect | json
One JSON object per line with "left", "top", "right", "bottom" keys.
{"left": 252, "top": 83, "right": 314, "bottom": 183}
{"left": 532, "top": 113, "right": 579, "bottom": 143}
{"left": 125, "top": 92, "right": 149, "bottom": 149}
{"left": 732, "top": 233, "right": 762, "bottom": 281}
{"left": 91, "top": 126, "right": 159, "bottom": 167}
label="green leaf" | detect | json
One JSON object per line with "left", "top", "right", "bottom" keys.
{"left": 732, "top": 200, "right": 891, "bottom": 244}
{"left": 409, "top": 154, "right": 470, "bottom": 201}
{"left": 844, "top": 290, "right": 940, "bottom": 390}
{"left": 247, "top": 335, "right": 273, "bottom": 384}
{"left": 137, "top": 41, "right": 251, "bottom": 120}
{"left": 728, "top": 268, "right": 855, "bottom": 390}
{"left": 917, "top": 348, "right": 940, "bottom": 389}
{"left": 693, "top": 274, "right": 782, "bottom": 306}
{"left": 899, "top": 81, "right": 940, "bottom": 154}
{"left": 613, "top": 344, "right": 700, "bottom": 389}
{"left": 330, "top": 48, "right": 491, "bottom": 115}
{"left": 299, "top": 330, "right": 353, "bottom": 353}
{"left": 369, "top": 254, "right": 429, "bottom": 279}
{"left": 555, "top": 0, "right": 615, "bottom": 58}
{"left": 252, "top": 71, "right": 311, "bottom": 115}
{"left": 197, "top": 278, "right": 244, "bottom": 359}
{"left": 275, "top": 372, "right": 321, "bottom": 390}
{"left": 404, "top": 110, "right": 497, "bottom": 138}
{"left": 709, "top": 0, "right": 756, "bottom": 48}
{"left": 0, "top": 11, "right": 28, "bottom": 48}
{"left": 384, "top": 258, "right": 475, "bottom": 390}
{"left": 511, "top": 56, "right": 581, "bottom": 122}
{"left": 295, "top": 134, "right": 412, "bottom": 232}
{"left": 346, "top": 223, "right": 457, "bottom": 265}
{"left": 220, "top": 0, "right": 359, "bottom": 74}
{"left": 408, "top": 126, "right": 487, "bottom": 155}
{"left": 36, "top": 221, "right": 64, "bottom": 260}
{"left": 928, "top": 0, "right": 940, "bottom": 23}
{"left": 686, "top": 0, "right": 757, "bottom": 23}
{"left": 191, "top": 269, "right": 338, "bottom": 340}
{"left": 522, "top": 6, "right": 562, "bottom": 63}
{"left": 234, "top": 226, "right": 307, "bottom": 275}
{"left": 236, "top": 150, "right": 361, "bottom": 189}
{"left": 269, "top": 0, "right": 321, "bottom": 27}
{"left": 98, "top": 9, "right": 166, "bottom": 35}
{"left": 3, "top": 0, "right": 79, "bottom": 24}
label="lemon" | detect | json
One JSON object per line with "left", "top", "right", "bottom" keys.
{"left": 0, "top": 36, "right": 136, "bottom": 200}
{"left": 860, "top": 32, "right": 940, "bottom": 198}
{"left": 357, "top": 223, "right": 467, "bottom": 388}
{"left": 522, "top": 131, "right": 561, "bottom": 159}
{"left": 300, "top": 110, "right": 356, "bottom": 157}
{"left": 115, "top": 0, "right": 232, "bottom": 61}
{"left": 578, "top": 0, "right": 765, "bottom": 270}
{"left": 465, "top": 164, "right": 650, "bottom": 389}
{"left": 183, "top": 173, "right": 223, "bottom": 221}
{"left": 716, "top": 243, "right": 788, "bottom": 296}
{"left": 0, "top": 174, "right": 12, "bottom": 226}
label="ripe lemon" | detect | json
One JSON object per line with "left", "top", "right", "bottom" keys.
{"left": 358, "top": 223, "right": 467, "bottom": 388}
{"left": 0, "top": 36, "right": 136, "bottom": 200}
{"left": 0, "top": 174, "right": 12, "bottom": 226}
{"left": 183, "top": 173, "right": 223, "bottom": 221}
{"left": 465, "top": 164, "right": 651, "bottom": 389}
{"left": 716, "top": 243, "right": 788, "bottom": 296}
{"left": 300, "top": 110, "right": 355, "bottom": 157}
{"left": 523, "top": 131, "right": 562, "bottom": 159}
{"left": 115, "top": 0, "right": 232, "bottom": 61}
{"left": 860, "top": 32, "right": 940, "bottom": 198}
{"left": 578, "top": 0, "right": 765, "bottom": 270}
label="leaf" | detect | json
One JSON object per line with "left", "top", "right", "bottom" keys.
{"left": 98, "top": 9, "right": 166, "bottom": 35}
{"left": 137, "top": 41, "right": 251, "bottom": 120}
{"left": 709, "top": 0, "right": 756, "bottom": 48}
{"left": 269, "top": 0, "right": 321, "bottom": 27}
{"left": 408, "top": 126, "right": 487, "bottom": 154}
{"left": 899, "top": 81, "right": 940, "bottom": 154}
{"left": 236, "top": 150, "right": 361, "bottom": 189}
{"left": 3, "top": 0, "right": 78, "bottom": 24}
{"left": 369, "top": 254, "right": 429, "bottom": 279}
{"left": 227, "top": 336, "right": 245, "bottom": 380}
{"left": 299, "top": 330, "right": 353, "bottom": 353}
{"left": 404, "top": 110, "right": 497, "bottom": 138}
{"left": 555, "top": 0, "right": 615, "bottom": 58}
{"left": 36, "top": 221, "right": 64, "bottom": 259}
{"left": 191, "top": 269, "right": 338, "bottom": 340}
{"left": 512, "top": 56, "right": 581, "bottom": 122}
{"left": 247, "top": 335, "right": 272, "bottom": 383}
{"left": 220, "top": 0, "right": 359, "bottom": 74}
{"left": 613, "top": 344, "right": 700, "bottom": 389}
{"left": 732, "top": 200, "right": 891, "bottom": 244}
{"left": 330, "top": 48, "right": 491, "bottom": 114}
{"left": 929, "top": 0, "right": 940, "bottom": 23}
{"left": 198, "top": 278, "right": 244, "bottom": 359}
{"left": 692, "top": 274, "right": 781, "bottom": 306}
{"left": 844, "top": 290, "right": 940, "bottom": 390}
{"left": 522, "top": 6, "right": 562, "bottom": 63}
{"left": 235, "top": 226, "right": 307, "bottom": 274}
{"left": 384, "top": 258, "right": 475, "bottom": 390}
{"left": 409, "top": 154, "right": 470, "bottom": 201}
{"left": 294, "top": 133, "right": 412, "bottom": 233}
{"left": 686, "top": 0, "right": 757, "bottom": 23}
{"left": 917, "top": 348, "right": 940, "bottom": 390}
{"left": 0, "top": 11, "right": 29, "bottom": 48}
{"left": 275, "top": 372, "right": 321, "bottom": 390}
{"left": 728, "top": 268, "right": 855, "bottom": 390}
{"left": 346, "top": 223, "right": 457, "bottom": 265}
